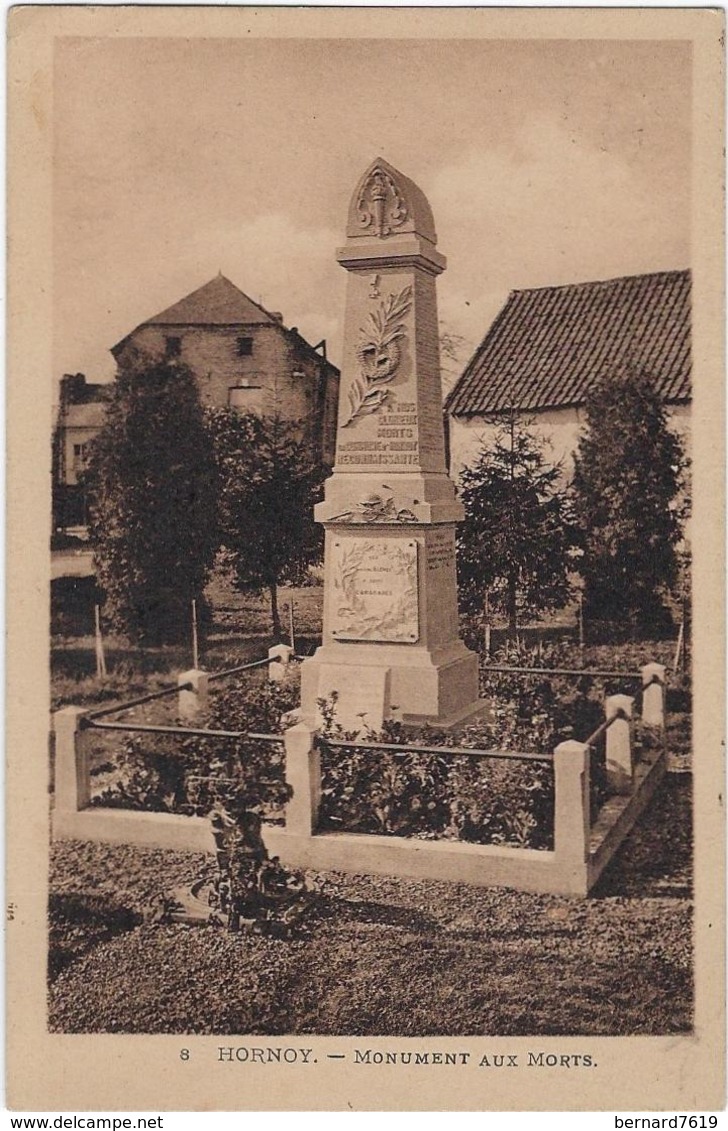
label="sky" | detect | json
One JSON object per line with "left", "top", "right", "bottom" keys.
{"left": 53, "top": 36, "right": 691, "bottom": 384}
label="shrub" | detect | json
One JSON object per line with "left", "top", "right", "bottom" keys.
{"left": 92, "top": 678, "right": 299, "bottom": 817}
{"left": 317, "top": 695, "right": 556, "bottom": 850}
{"left": 572, "top": 365, "right": 688, "bottom": 636}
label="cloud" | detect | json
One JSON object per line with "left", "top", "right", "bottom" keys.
{"left": 431, "top": 112, "right": 689, "bottom": 347}
{"left": 188, "top": 212, "right": 345, "bottom": 361}
{"left": 56, "top": 211, "right": 347, "bottom": 379}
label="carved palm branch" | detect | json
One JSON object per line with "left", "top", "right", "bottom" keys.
{"left": 343, "top": 285, "right": 413, "bottom": 427}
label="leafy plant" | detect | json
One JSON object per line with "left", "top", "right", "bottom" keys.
{"left": 93, "top": 678, "right": 298, "bottom": 816}
{"left": 317, "top": 694, "right": 556, "bottom": 849}
{"left": 86, "top": 350, "right": 218, "bottom": 645}
{"left": 207, "top": 408, "right": 327, "bottom": 638}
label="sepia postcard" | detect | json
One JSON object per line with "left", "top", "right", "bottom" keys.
{"left": 6, "top": 5, "right": 725, "bottom": 1113}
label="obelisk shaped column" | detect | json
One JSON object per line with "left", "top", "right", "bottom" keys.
{"left": 300, "top": 158, "right": 482, "bottom": 733}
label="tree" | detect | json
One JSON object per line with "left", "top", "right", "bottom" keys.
{"left": 572, "top": 365, "right": 687, "bottom": 633}
{"left": 208, "top": 408, "right": 327, "bottom": 638}
{"left": 456, "top": 413, "right": 576, "bottom": 632}
{"left": 439, "top": 324, "right": 470, "bottom": 400}
{"left": 86, "top": 352, "right": 218, "bottom": 645}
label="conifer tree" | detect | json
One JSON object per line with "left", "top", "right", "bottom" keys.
{"left": 208, "top": 408, "right": 327, "bottom": 638}
{"left": 456, "top": 413, "right": 575, "bottom": 632}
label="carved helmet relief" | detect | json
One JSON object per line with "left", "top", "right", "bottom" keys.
{"left": 345, "top": 158, "right": 438, "bottom": 245}
{"left": 356, "top": 165, "right": 409, "bottom": 238}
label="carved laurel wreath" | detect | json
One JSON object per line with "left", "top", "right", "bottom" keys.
{"left": 334, "top": 541, "right": 418, "bottom": 639}
{"left": 342, "top": 285, "right": 413, "bottom": 427}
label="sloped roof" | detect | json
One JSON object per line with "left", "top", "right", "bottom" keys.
{"left": 446, "top": 270, "right": 691, "bottom": 417}
{"left": 144, "top": 273, "right": 279, "bottom": 327}
{"left": 112, "top": 275, "right": 340, "bottom": 377}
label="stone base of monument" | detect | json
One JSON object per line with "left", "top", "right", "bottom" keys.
{"left": 300, "top": 642, "right": 489, "bottom": 734}
{"left": 164, "top": 879, "right": 315, "bottom": 936}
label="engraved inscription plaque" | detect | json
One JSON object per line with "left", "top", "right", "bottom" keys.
{"left": 330, "top": 537, "right": 419, "bottom": 642}
{"left": 426, "top": 527, "right": 456, "bottom": 572}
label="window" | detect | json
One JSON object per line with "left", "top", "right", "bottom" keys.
{"left": 72, "top": 443, "right": 88, "bottom": 472}
{"left": 165, "top": 336, "right": 182, "bottom": 357}
{"left": 228, "top": 384, "right": 262, "bottom": 410}
{"left": 236, "top": 336, "right": 254, "bottom": 357}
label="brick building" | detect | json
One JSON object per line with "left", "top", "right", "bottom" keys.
{"left": 111, "top": 273, "right": 340, "bottom": 460}
{"left": 446, "top": 269, "right": 691, "bottom": 480}
{"left": 53, "top": 274, "right": 341, "bottom": 530}
{"left": 52, "top": 374, "right": 112, "bottom": 530}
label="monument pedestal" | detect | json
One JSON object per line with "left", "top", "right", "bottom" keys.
{"left": 299, "top": 158, "right": 484, "bottom": 734}
{"left": 301, "top": 642, "right": 482, "bottom": 733}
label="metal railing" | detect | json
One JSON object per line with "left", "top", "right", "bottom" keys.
{"left": 77, "top": 650, "right": 654, "bottom": 781}
{"left": 582, "top": 708, "right": 628, "bottom": 749}
{"left": 82, "top": 716, "right": 283, "bottom": 744}
{"left": 83, "top": 652, "right": 282, "bottom": 722}
{"left": 207, "top": 655, "right": 278, "bottom": 683}
{"left": 320, "top": 736, "right": 552, "bottom": 764}
{"left": 86, "top": 682, "right": 192, "bottom": 721}
{"left": 482, "top": 665, "right": 663, "bottom": 685}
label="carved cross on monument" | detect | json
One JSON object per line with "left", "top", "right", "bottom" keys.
{"left": 300, "top": 158, "right": 484, "bottom": 733}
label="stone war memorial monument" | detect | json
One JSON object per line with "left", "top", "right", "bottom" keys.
{"left": 300, "top": 159, "right": 484, "bottom": 732}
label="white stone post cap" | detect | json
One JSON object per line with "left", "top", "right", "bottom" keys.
{"left": 606, "top": 694, "right": 635, "bottom": 719}
{"left": 178, "top": 668, "right": 208, "bottom": 684}
{"left": 53, "top": 704, "right": 89, "bottom": 726}
{"left": 554, "top": 739, "right": 589, "bottom": 757}
{"left": 641, "top": 662, "right": 666, "bottom": 685}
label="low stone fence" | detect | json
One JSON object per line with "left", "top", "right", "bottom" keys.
{"left": 51, "top": 656, "right": 667, "bottom": 897}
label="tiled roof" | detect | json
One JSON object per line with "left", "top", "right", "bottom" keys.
{"left": 145, "top": 273, "right": 279, "bottom": 327}
{"left": 446, "top": 270, "right": 691, "bottom": 417}
{"left": 113, "top": 275, "right": 340, "bottom": 377}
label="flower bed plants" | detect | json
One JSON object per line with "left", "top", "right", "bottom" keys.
{"left": 90, "top": 679, "right": 299, "bottom": 817}
{"left": 88, "top": 637, "right": 678, "bottom": 852}
{"left": 316, "top": 696, "right": 556, "bottom": 849}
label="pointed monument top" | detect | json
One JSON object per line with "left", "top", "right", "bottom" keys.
{"left": 346, "top": 158, "right": 437, "bottom": 245}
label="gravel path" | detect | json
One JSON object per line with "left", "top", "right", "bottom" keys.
{"left": 48, "top": 775, "right": 692, "bottom": 1036}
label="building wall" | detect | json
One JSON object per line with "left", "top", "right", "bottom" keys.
{"left": 448, "top": 403, "right": 691, "bottom": 485}
{"left": 62, "top": 425, "right": 99, "bottom": 486}
{"left": 114, "top": 323, "right": 339, "bottom": 463}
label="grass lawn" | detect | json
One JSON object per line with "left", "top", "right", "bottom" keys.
{"left": 51, "top": 581, "right": 324, "bottom": 710}
{"left": 48, "top": 774, "right": 692, "bottom": 1036}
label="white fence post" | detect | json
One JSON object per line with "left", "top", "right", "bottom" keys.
{"left": 554, "top": 740, "right": 591, "bottom": 870}
{"left": 283, "top": 722, "right": 321, "bottom": 836}
{"left": 269, "top": 643, "right": 293, "bottom": 682}
{"left": 178, "top": 669, "right": 209, "bottom": 720}
{"left": 641, "top": 662, "right": 666, "bottom": 727}
{"left": 53, "top": 706, "right": 91, "bottom": 812}
{"left": 605, "top": 694, "right": 635, "bottom": 794}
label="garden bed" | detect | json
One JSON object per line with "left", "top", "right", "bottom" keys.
{"left": 70, "top": 633, "right": 687, "bottom": 854}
